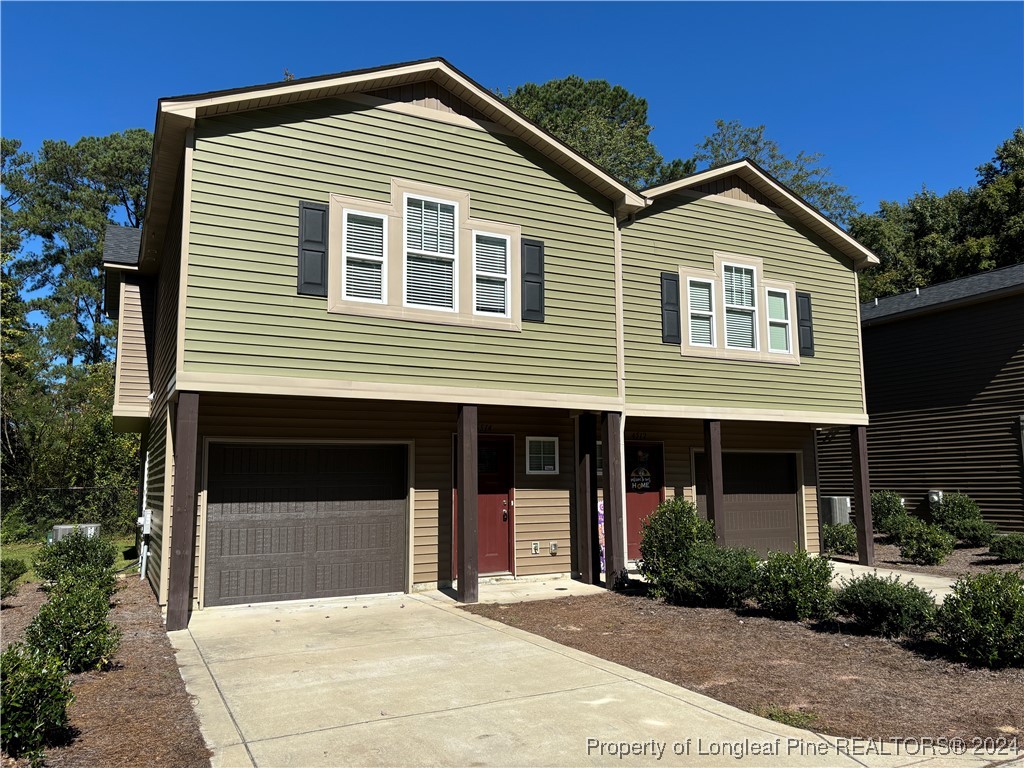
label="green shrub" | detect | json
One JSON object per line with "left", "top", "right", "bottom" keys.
{"left": 870, "top": 490, "right": 905, "bottom": 534}
{"left": 754, "top": 549, "right": 835, "bottom": 621}
{"left": 835, "top": 573, "right": 936, "bottom": 638}
{"left": 637, "top": 498, "right": 715, "bottom": 597}
{"left": 822, "top": 523, "right": 858, "bottom": 555}
{"left": 53, "top": 563, "right": 119, "bottom": 598}
{"left": 899, "top": 523, "right": 955, "bottom": 565}
{"left": 34, "top": 531, "right": 117, "bottom": 588}
{"left": 1, "top": 557, "right": 29, "bottom": 599}
{"left": 25, "top": 583, "right": 121, "bottom": 672}
{"left": 936, "top": 571, "right": 1024, "bottom": 668}
{"left": 932, "top": 492, "right": 986, "bottom": 540}
{"left": 956, "top": 518, "right": 998, "bottom": 548}
{"left": 990, "top": 533, "right": 1024, "bottom": 564}
{"left": 879, "top": 511, "right": 920, "bottom": 545}
{"left": 666, "top": 543, "right": 759, "bottom": 609}
{"left": 0, "top": 643, "right": 73, "bottom": 761}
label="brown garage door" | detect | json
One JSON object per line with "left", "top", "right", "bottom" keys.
{"left": 204, "top": 443, "right": 408, "bottom": 607}
{"left": 695, "top": 452, "right": 800, "bottom": 556}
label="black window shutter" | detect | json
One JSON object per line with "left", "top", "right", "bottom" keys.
{"left": 661, "top": 272, "right": 681, "bottom": 344}
{"left": 297, "top": 201, "right": 328, "bottom": 297}
{"left": 522, "top": 239, "right": 545, "bottom": 322}
{"left": 796, "top": 291, "right": 815, "bottom": 357}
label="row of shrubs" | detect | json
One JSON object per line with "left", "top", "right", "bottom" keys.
{"left": 1, "top": 532, "right": 123, "bottom": 762}
{"left": 821, "top": 491, "right": 1024, "bottom": 567}
{"left": 638, "top": 499, "right": 1024, "bottom": 668}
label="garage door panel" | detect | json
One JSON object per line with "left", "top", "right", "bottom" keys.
{"left": 204, "top": 444, "right": 408, "bottom": 607}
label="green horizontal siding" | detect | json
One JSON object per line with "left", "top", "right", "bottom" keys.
{"left": 622, "top": 193, "right": 865, "bottom": 413}
{"left": 185, "top": 99, "right": 618, "bottom": 397}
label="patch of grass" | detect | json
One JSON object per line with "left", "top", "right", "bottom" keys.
{"left": 757, "top": 705, "right": 817, "bottom": 730}
{"left": 1, "top": 536, "right": 136, "bottom": 583}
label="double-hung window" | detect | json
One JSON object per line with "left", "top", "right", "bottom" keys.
{"left": 766, "top": 288, "right": 792, "bottom": 354}
{"left": 404, "top": 195, "right": 457, "bottom": 311}
{"left": 526, "top": 437, "right": 559, "bottom": 475}
{"left": 723, "top": 264, "right": 757, "bottom": 350}
{"left": 342, "top": 210, "right": 387, "bottom": 303}
{"left": 473, "top": 232, "right": 510, "bottom": 317}
{"left": 687, "top": 278, "right": 715, "bottom": 347}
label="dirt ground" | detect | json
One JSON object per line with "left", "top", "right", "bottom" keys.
{"left": 832, "top": 535, "right": 1024, "bottom": 579}
{"left": 466, "top": 592, "right": 1024, "bottom": 742}
{"left": 1, "top": 578, "right": 210, "bottom": 768}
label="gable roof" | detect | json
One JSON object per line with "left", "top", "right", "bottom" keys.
{"left": 643, "top": 160, "right": 881, "bottom": 270}
{"left": 102, "top": 224, "right": 142, "bottom": 267}
{"left": 861, "top": 263, "right": 1024, "bottom": 325}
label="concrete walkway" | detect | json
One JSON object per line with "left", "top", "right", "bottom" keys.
{"left": 829, "top": 563, "right": 957, "bottom": 603}
{"left": 169, "top": 583, "right": 1005, "bottom": 768}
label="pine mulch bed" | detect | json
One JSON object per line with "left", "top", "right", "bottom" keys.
{"left": 831, "top": 536, "right": 1023, "bottom": 579}
{"left": 1, "top": 578, "right": 211, "bottom": 768}
{"left": 465, "top": 592, "right": 1024, "bottom": 742}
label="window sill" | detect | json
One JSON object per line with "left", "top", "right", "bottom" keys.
{"left": 680, "top": 344, "right": 800, "bottom": 366}
{"left": 328, "top": 299, "right": 522, "bottom": 332}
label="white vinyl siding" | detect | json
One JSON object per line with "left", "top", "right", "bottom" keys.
{"left": 404, "top": 195, "right": 457, "bottom": 311}
{"left": 526, "top": 436, "right": 559, "bottom": 475}
{"left": 473, "top": 232, "right": 510, "bottom": 317}
{"left": 687, "top": 278, "right": 715, "bottom": 347}
{"left": 342, "top": 210, "right": 387, "bottom": 303}
{"left": 723, "top": 264, "right": 757, "bottom": 350}
{"left": 767, "top": 289, "right": 792, "bottom": 353}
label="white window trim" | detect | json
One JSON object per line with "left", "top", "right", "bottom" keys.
{"left": 526, "top": 436, "right": 559, "bottom": 475}
{"left": 402, "top": 192, "right": 459, "bottom": 313}
{"left": 472, "top": 230, "right": 512, "bottom": 319}
{"left": 766, "top": 287, "right": 794, "bottom": 355}
{"left": 722, "top": 261, "right": 759, "bottom": 351}
{"left": 341, "top": 208, "right": 388, "bottom": 304}
{"left": 686, "top": 276, "right": 716, "bottom": 348}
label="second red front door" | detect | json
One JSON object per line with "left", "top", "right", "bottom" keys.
{"left": 478, "top": 436, "right": 514, "bottom": 574}
{"left": 625, "top": 442, "right": 665, "bottom": 560}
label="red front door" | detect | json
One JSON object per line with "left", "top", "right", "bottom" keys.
{"left": 625, "top": 442, "right": 665, "bottom": 560}
{"left": 478, "top": 436, "right": 514, "bottom": 574}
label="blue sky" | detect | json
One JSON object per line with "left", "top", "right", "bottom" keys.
{"left": 2, "top": 2, "right": 1021, "bottom": 215}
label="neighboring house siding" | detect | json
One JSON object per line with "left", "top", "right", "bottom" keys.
{"left": 625, "top": 418, "right": 820, "bottom": 554}
{"left": 183, "top": 99, "right": 619, "bottom": 398}
{"left": 191, "top": 395, "right": 578, "bottom": 602}
{"left": 819, "top": 294, "right": 1024, "bottom": 531}
{"left": 621, "top": 191, "right": 864, "bottom": 414}
{"left": 113, "top": 277, "right": 152, "bottom": 410}
{"left": 144, "top": 176, "right": 183, "bottom": 603}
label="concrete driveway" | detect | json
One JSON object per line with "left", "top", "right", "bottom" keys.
{"left": 169, "top": 585, "right": 1004, "bottom": 768}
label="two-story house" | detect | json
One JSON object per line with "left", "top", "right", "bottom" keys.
{"left": 103, "top": 59, "right": 879, "bottom": 630}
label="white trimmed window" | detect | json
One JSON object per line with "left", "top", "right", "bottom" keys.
{"left": 342, "top": 210, "right": 387, "bottom": 303}
{"left": 404, "top": 195, "right": 457, "bottom": 311}
{"left": 766, "top": 288, "right": 792, "bottom": 353}
{"left": 723, "top": 264, "right": 757, "bottom": 350}
{"left": 473, "top": 232, "right": 510, "bottom": 317}
{"left": 687, "top": 278, "right": 715, "bottom": 347}
{"left": 526, "top": 437, "right": 559, "bottom": 475}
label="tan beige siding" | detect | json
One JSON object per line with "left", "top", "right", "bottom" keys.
{"left": 184, "top": 100, "right": 618, "bottom": 399}
{"left": 365, "top": 81, "right": 488, "bottom": 120}
{"left": 621, "top": 194, "right": 864, "bottom": 416}
{"left": 692, "top": 174, "right": 776, "bottom": 208}
{"left": 624, "top": 418, "right": 820, "bottom": 554}
{"left": 114, "top": 277, "right": 152, "bottom": 410}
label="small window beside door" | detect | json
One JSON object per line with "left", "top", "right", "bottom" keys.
{"left": 526, "top": 437, "right": 559, "bottom": 475}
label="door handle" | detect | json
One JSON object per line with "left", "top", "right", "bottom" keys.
{"left": 503, "top": 510, "right": 509, "bottom": 522}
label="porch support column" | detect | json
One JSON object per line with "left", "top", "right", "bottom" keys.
{"left": 575, "top": 413, "right": 600, "bottom": 584}
{"left": 851, "top": 424, "right": 875, "bottom": 566}
{"left": 703, "top": 419, "right": 726, "bottom": 545}
{"left": 456, "top": 404, "right": 479, "bottom": 603}
{"left": 166, "top": 392, "right": 200, "bottom": 632}
{"left": 601, "top": 412, "right": 627, "bottom": 588}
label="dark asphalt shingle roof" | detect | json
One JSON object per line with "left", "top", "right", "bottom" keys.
{"left": 861, "top": 263, "right": 1024, "bottom": 323}
{"left": 102, "top": 224, "right": 142, "bottom": 266}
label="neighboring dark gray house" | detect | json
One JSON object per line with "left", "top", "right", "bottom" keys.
{"left": 818, "top": 264, "right": 1024, "bottom": 532}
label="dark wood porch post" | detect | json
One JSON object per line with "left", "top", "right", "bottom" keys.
{"left": 166, "top": 392, "right": 200, "bottom": 631}
{"left": 456, "top": 404, "right": 479, "bottom": 603}
{"left": 601, "top": 412, "right": 626, "bottom": 588}
{"left": 851, "top": 424, "right": 875, "bottom": 565}
{"left": 575, "top": 413, "right": 600, "bottom": 584}
{"left": 703, "top": 419, "right": 726, "bottom": 545}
